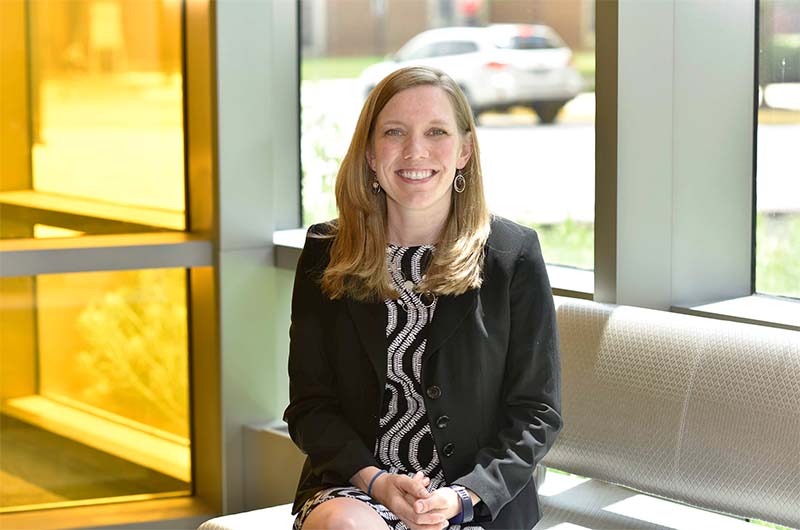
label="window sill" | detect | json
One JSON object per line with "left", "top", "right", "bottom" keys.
{"left": 672, "top": 294, "right": 800, "bottom": 332}
{"left": 0, "top": 232, "right": 213, "bottom": 277}
{"left": 272, "top": 229, "right": 594, "bottom": 298}
{"left": 273, "top": 232, "right": 800, "bottom": 331}
{"left": 546, "top": 265, "right": 593, "bottom": 299}
{"left": 0, "top": 190, "right": 185, "bottom": 230}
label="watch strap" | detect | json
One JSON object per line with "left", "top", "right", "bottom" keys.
{"left": 448, "top": 485, "right": 474, "bottom": 524}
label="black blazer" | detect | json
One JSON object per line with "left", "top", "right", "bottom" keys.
{"left": 284, "top": 216, "right": 562, "bottom": 530}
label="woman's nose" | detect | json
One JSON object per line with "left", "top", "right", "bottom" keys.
{"left": 403, "top": 135, "right": 429, "bottom": 159}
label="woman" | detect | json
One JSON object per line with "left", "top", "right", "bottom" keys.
{"left": 284, "top": 66, "right": 562, "bottom": 530}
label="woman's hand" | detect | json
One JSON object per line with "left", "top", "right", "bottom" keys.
{"left": 412, "top": 486, "right": 461, "bottom": 521}
{"left": 371, "top": 472, "right": 449, "bottom": 530}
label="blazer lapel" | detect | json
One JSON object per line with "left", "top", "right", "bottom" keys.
{"left": 345, "top": 298, "right": 388, "bottom": 387}
{"left": 344, "top": 288, "right": 478, "bottom": 383}
{"left": 426, "top": 288, "right": 479, "bottom": 358}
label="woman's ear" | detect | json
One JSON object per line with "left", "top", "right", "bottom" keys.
{"left": 457, "top": 132, "right": 473, "bottom": 169}
{"left": 365, "top": 147, "right": 376, "bottom": 172}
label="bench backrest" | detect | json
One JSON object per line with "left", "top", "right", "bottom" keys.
{"left": 543, "top": 298, "right": 800, "bottom": 528}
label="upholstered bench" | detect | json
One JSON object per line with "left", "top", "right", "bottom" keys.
{"left": 198, "top": 297, "right": 800, "bottom": 530}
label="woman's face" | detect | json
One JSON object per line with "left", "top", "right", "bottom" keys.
{"left": 367, "top": 85, "right": 472, "bottom": 222}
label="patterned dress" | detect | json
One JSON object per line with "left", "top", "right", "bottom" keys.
{"left": 293, "top": 245, "right": 483, "bottom": 530}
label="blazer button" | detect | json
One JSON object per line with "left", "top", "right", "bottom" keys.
{"left": 436, "top": 415, "right": 450, "bottom": 429}
{"left": 442, "top": 442, "right": 455, "bottom": 457}
{"left": 426, "top": 385, "right": 442, "bottom": 399}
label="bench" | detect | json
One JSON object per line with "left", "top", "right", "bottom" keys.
{"left": 199, "top": 297, "right": 800, "bottom": 529}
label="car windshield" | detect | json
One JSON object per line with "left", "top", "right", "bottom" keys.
{"left": 497, "top": 35, "right": 559, "bottom": 50}
{"left": 395, "top": 39, "right": 478, "bottom": 61}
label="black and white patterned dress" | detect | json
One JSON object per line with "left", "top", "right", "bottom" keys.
{"left": 293, "top": 245, "right": 483, "bottom": 530}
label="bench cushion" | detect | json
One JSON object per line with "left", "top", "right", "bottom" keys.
{"left": 544, "top": 298, "right": 800, "bottom": 529}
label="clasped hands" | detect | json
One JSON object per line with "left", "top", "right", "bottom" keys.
{"left": 370, "top": 470, "right": 460, "bottom": 530}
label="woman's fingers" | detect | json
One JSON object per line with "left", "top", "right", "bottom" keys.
{"left": 413, "top": 488, "right": 462, "bottom": 524}
{"left": 396, "top": 473, "right": 431, "bottom": 499}
{"left": 386, "top": 491, "right": 447, "bottom": 526}
{"left": 414, "top": 493, "right": 449, "bottom": 514}
{"left": 411, "top": 471, "right": 431, "bottom": 491}
{"left": 401, "top": 512, "right": 450, "bottom": 530}
{"left": 378, "top": 474, "right": 452, "bottom": 529}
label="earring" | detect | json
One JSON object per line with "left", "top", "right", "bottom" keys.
{"left": 453, "top": 170, "right": 466, "bottom": 193}
{"left": 372, "top": 176, "right": 382, "bottom": 194}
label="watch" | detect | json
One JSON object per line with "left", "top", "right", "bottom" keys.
{"left": 448, "top": 484, "right": 474, "bottom": 524}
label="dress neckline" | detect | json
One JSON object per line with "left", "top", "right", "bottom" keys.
{"left": 387, "top": 243, "right": 436, "bottom": 251}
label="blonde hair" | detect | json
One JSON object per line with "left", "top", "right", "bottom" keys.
{"left": 320, "top": 66, "right": 490, "bottom": 302}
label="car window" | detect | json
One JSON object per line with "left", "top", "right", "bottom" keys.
{"left": 397, "top": 42, "right": 439, "bottom": 61}
{"left": 398, "top": 40, "right": 479, "bottom": 60}
{"left": 435, "top": 40, "right": 479, "bottom": 56}
{"left": 498, "top": 35, "right": 559, "bottom": 50}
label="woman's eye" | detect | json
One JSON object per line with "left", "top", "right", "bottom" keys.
{"left": 385, "top": 128, "right": 403, "bottom": 136}
{"left": 429, "top": 128, "right": 447, "bottom": 136}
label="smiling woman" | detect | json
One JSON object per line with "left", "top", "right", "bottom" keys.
{"left": 320, "top": 67, "right": 490, "bottom": 303}
{"left": 367, "top": 85, "right": 473, "bottom": 245}
{"left": 284, "top": 66, "right": 562, "bottom": 530}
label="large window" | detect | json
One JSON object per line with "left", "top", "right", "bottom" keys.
{"left": 0, "top": 0, "right": 205, "bottom": 514}
{"left": 0, "top": 0, "right": 185, "bottom": 240}
{"left": 756, "top": 0, "right": 800, "bottom": 299}
{"left": 1, "top": 269, "right": 191, "bottom": 511}
{"left": 299, "top": 0, "right": 596, "bottom": 273}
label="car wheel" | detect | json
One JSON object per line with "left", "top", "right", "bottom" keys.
{"left": 532, "top": 101, "right": 567, "bottom": 125}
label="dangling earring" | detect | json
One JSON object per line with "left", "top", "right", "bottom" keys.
{"left": 453, "top": 170, "right": 466, "bottom": 193}
{"left": 372, "top": 175, "right": 382, "bottom": 194}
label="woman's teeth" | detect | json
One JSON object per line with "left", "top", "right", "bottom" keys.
{"left": 399, "top": 170, "right": 435, "bottom": 180}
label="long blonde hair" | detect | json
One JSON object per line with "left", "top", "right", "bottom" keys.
{"left": 320, "top": 66, "right": 490, "bottom": 302}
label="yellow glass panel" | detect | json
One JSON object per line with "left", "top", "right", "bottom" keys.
{"left": 0, "top": 269, "right": 191, "bottom": 513}
{"left": 0, "top": 0, "right": 185, "bottom": 239}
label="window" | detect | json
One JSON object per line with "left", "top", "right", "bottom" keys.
{"left": 299, "top": 0, "right": 596, "bottom": 278}
{"left": 0, "top": 0, "right": 214, "bottom": 515}
{"left": 398, "top": 42, "right": 442, "bottom": 61}
{"left": 500, "top": 35, "right": 558, "bottom": 50}
{"left": 0, "top": 0, "right": 185, "bottom": 240}
{"left": 756, "top": 0, "right": 800, "bottom": 299}
{"left": 0, "top": 269, "right": 191, "bottom": 511}
{"left": 436, "top": 40, "right": 480, "bottom": 56}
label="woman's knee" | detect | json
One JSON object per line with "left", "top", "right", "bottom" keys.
{"left": 302, "top": 498, "right": 385, "bottom": 530}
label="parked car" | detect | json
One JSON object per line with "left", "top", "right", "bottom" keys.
{"left": 359, "top": 24, "right": 584, "bottom": 124}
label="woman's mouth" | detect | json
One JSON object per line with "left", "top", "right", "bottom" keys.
{"left": 396, "top": 169, "right": 437, "bottom": 181}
